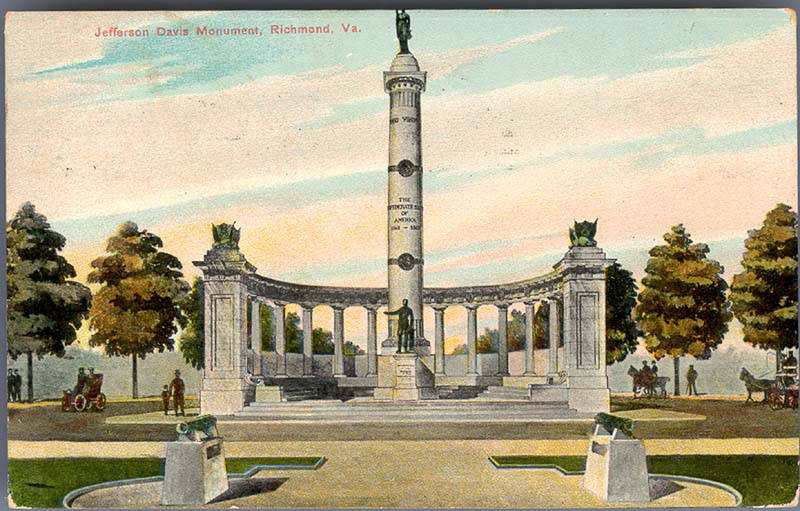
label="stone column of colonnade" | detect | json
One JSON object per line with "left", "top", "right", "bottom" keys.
{"left": 465, "top": 305, "right": 479, "bottom": 377}
{"left": 365, "top": 306, "right": 379, "bottom": 377}
{"left": 250, "top": 300, "right": 262, "bottom": 376}
{"left": 332, "top": 306, "right": 345, "bottom": 377}
{"left": 273, "top": 303, "right": 288, "bottom": 378}
{"left": 548, "top": 298, "right": 561, "bottom": 378}
{"left": 496, "top": 304, "right": 510, "bottom": 376}
{"left": 432, "top": 306, "right": 447, "bottom": 376}
{"left": 524, "top": 301, "right": 537, "bottom": 375}
{"left": 302, "top": 306, "right": 314, "bottom": 376}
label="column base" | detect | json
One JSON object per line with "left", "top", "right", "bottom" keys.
{"left": 200, "top": 383, "right": 245, "bottom": 416}
{"left": 568, "top": 376, "right": 610, "bottom": 413}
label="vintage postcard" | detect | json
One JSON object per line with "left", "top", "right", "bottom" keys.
{"left": 5, "top": 8, "right": 799, "bottom": 509}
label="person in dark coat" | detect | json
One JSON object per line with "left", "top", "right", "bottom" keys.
{"left": 13, "top": 370, "right": 22, "bottom": 402}
{"left": 8, "top": 370, "right": 15, "bottom": 402}
{"left": 74, "top": 367, "right": 87, "bottom": 396}
{"left": 169, "top": 370, "right": 185, "bottom": 416}
{"left": 686, "top": 365, "right": 698, "bottom": 396}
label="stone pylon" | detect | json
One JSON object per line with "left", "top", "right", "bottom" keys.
{"left": 383, "top": 51, "right": 429, "bottom": 354}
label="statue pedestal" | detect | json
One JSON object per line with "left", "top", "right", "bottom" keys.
{"left": 161, "top": 438, "right": 228, "bottom": 505}
{"left": 374, "top": 353, "right": 436, "bottom": 400}
{"left": 582, "top": 425, "right": 650, "bottom": 503}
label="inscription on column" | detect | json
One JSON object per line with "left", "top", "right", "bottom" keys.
{"left": 577, "top": 292, "right": 599, "bottom": 368}
{"left": 388, "top": 196, "right": 422, "bottom": 232}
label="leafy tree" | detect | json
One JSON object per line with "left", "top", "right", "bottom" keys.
{"left": 634, "top": 224, "right": 732, "bottom": 395}
{"left": 606, "top": 262, "right": 641, "bottom": 365}
{"left": 88, "top": 222, "right": 189, "bottom": 398}
{"left": 449, "top": 343, "right": 467, "bottom": 355}
{"left": 260, "top": 305, "right": 274, "bottom": 352}
{"left": 6, "top": 203, "right": 92, "bottom": 401}
{"left": 477, "top": 327, "right": 498, "bottom": 353}
{"left": 312, "top": 328, "right": 334, "bottom": 354}
{"left": 285, "top": 312, "right": 302, "bottom": 353}
{"left": 507, "top": 309, "right": 526, "bottom": 351}
{"left": 178, "top": 277, "right": 204, "bottom": 370}
{"left": 730, "top": 204, "right": 798, "bottom": 370}
{"left": 533, "top": 302, "right": 549, "bottom": 350}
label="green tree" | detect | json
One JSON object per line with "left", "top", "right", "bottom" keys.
{"left": 533, "top": 302, "right": 549, "bottom": 349}
{"left": 730, "top": 204, "right": 798, "bottom": 370}
{"left": 634, "top": 224, "right": 732, "bottom": 395}
{"left": 449, "top": 343, "right": 467, "bottom": 355}
{"left": 606, "top": 262, "right": 641, "bottom": 365}
{"left": 285, "top": 312, "right": 302, "bottom": 353}
{"left": 312, "top": 328, "right": 334, "bottom": 354}
{"left": 260, "top": 305, "right": 274, "bottom": 352}
{"left": 6, "top": 203, "right": 92, "bottom": 401}
{"left": 507, "top": 309, "right": 526, "bottom": 351}
{"left": 88, "top": 222, "right": 189, "bottom": 398}
{"left": 178, "top": 277, "right": 204, "bottom": 370}
{"left": 477, "top": 327, "right": 498, "bottom": 353}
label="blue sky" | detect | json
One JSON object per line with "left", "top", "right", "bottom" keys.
{"left": 6, "top": 9, "right": 797, "bottom": 346}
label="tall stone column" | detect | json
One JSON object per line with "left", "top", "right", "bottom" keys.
{"left": 524, "top": 301, "right": 536, "bottom": 375}
{"left": 302, "top": 305, "right": 314, "bottom": 376}
{"left": 548, "top": 299, "right": 560, "bottom": 377}
{"left": 554, "top": 246, "right": 613, "bottom": 413}
{"left": 333, "top": 306, "right": 345, "bottom": 377}
{"left": 384, "top": 51, "right": 428, "bottom": 354}
{"left": 194, "top": 243, "right": 256, "bottom": 416}
{"left": 496, "top": 303, "right": 510, "bottom": 376}
{"left": 250, "top": 300, "right": 261, "bottom": 376}
{"left": 433, "top": 306, "right": 447, "bottom": 376}
{"left": 366, "top": 306, "right": 378, "bottom": 376}
{"left": 273, "top": 303, "right": 287, "bottom": 378}
{"left": 466, "top": 305, "right": 479, "bottom": 376}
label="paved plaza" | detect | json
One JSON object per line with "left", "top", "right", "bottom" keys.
{"left": 57, "top": 438, "right": 761, "bottom": 509}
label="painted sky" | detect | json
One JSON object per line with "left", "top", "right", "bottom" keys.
{"left": 5, "top": 10, "right": 797, "bottom": 353}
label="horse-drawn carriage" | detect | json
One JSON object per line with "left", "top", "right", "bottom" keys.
{"left": 62, "top": 374, "right": 107, "bottom": 412}
{"left": 768, "top": 368, "right": 798, "bottom": 410}
{"left": 627, "top": 365, "right": 670, "bottom": 398}
{"left": 739, "top": 366, "right": 798, "bottom": 410}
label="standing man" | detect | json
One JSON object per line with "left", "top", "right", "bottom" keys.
{"left": 7, "top": 369, "right": 15, "bottom": 402}
{"left": 384, "top": 299, "right": 414, "bottom": 353}
{"left": 13, "top": 369, "right": 22, "bottom": 402}
{"left": 650, "top": 360, "right": 659, "bottom": 376}
{"left": 686, "top": 365, "right": 698, "bottom": 396}
{"left": 169, "top": 370, "right": 185, "bottom": 416}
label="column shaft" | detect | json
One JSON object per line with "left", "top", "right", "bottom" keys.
{"left": 366, "top": 307, "right": 378, "bottom": 376}
{"left": 433, "top": 307, "right": 446, "bottom": 375}
{"left": 466, "top": 306, "right": 478, "bottom": 376}
{"left": 548, "top": 300, "right": 559, "bottom": 376}
{"left": 333, "top": 307, "right": 345, "bottom": 377}
{"left": 251, "top": 300, "right": 261, "bottom": 375}
{"left": 302, "top": 306, "right": 313, "bottom": 376}
{"left": 524, "top": 302, "right": 536, "bottom": 375}
{"left": 274, "top": 304, "right": 287, "bottom": 377}
{"left": 497, "top": 305, "right": 509, "bottom": 376}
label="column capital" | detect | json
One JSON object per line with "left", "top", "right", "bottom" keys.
{"left": 524, "top": 299, "right": 538, "bottom": 307}
{"left": 330, "top": 304, "right": 346, "bottom": 312}
{"left": 299, "top": 303, "right": 316, "bottom": 311}
{"left": 363, "top": 304, "right": 381, "bottom": 312}
{"left": 431, "top": 304, "right": 448, "bottom": 313}
{"left": 272, "top": 301, "right": 288, "bottom": 309}
{"left": 465, "top": 303, "right": 480, "bottom": 312}
{"left": 495, "top": 302, "right": 511, "bottom": 310}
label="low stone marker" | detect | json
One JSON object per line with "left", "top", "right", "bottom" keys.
{"left": 582, "top": 412, "right": 650, "bottom": 503}
{"left": 161, "top": 415, "right": 229, "bottom": 505}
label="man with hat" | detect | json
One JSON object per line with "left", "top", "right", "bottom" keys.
{"left": 168, "top": 370, "right": 185, "bottom": 416}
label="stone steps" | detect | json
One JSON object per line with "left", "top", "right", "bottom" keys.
{"left": 475, "top": 386, "right": 531, "bottom": 400}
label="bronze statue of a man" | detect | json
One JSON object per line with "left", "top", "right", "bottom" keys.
{"left": 385, "top": 298, "right": 414, "bottom": 352}
{"left": 395, "top": 10, "right": 411, "bottom": 54}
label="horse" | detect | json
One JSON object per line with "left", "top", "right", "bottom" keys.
{"left": 628, "top": 365, "right": 670, "bottom": 398}
{"left": 739, "top": 367, "right": 772, "bottom": 403}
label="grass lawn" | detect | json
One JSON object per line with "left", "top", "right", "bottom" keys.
{"left": 8, "top": 456, "right": 324, "bottom": 508}
{"left": 489, "top": 454, "right": 799, "bottom": 507}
